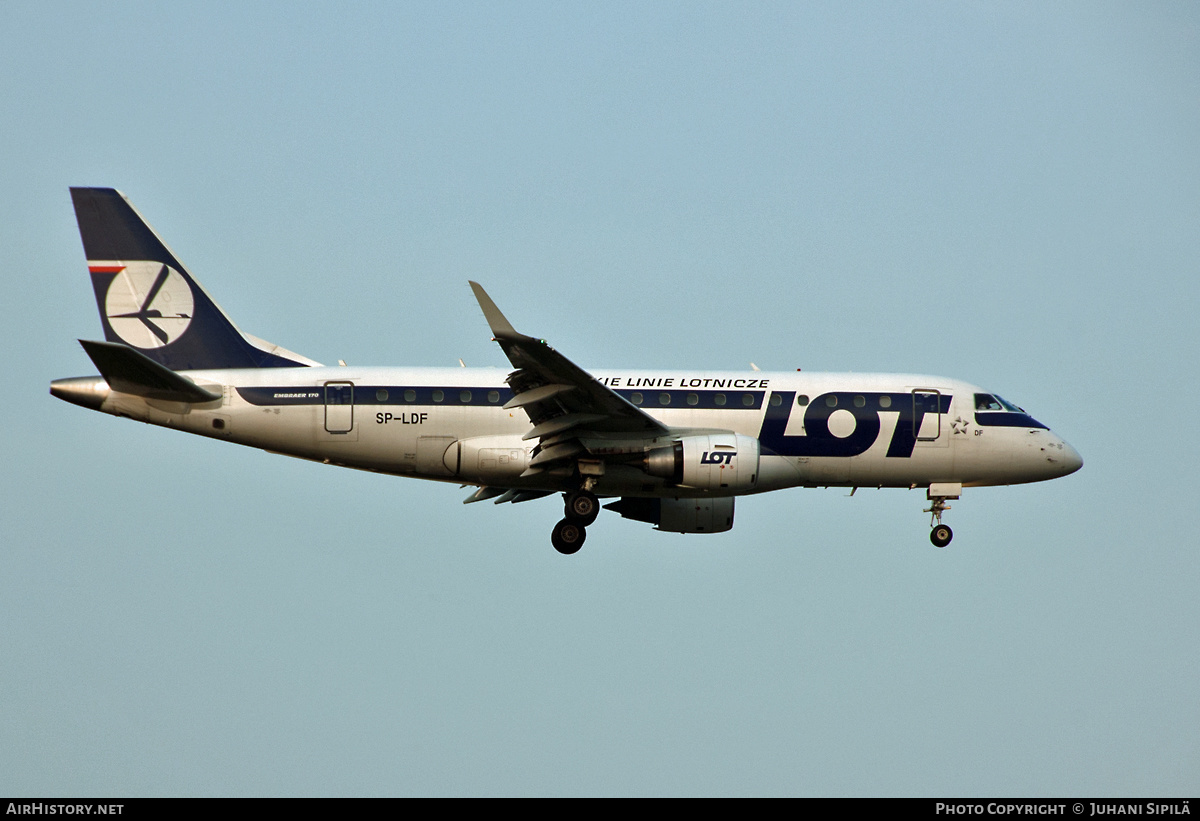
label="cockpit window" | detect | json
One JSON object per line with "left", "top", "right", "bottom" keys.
{"left": 975, "top": 393, "right": 1025, "bottom": 413}
{"left": 974, "top": 392, "right": 1047, "bottom": 429}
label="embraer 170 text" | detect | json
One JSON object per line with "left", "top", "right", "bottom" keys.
{"left": 52, "top": 188, "right": 1083, "bottom": 554}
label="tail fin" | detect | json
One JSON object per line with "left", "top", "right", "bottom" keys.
{"left": 70, "top": 187, "right": 317, "bottom": 370}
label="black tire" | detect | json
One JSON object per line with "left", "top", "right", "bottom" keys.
{"left": 930, "top": 524, "right": 953, "bottom": 548}
{"left": 551, "top": 519, "right": 586, "bottom": 555}
{"left": 564, "top": 490, "right": 600, "bottom": 526}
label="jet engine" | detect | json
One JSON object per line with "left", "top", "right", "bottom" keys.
{"left": 643, "top": 433, "right": 759, "bottom": 491}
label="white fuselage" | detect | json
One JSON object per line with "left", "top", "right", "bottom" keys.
{"left": 63, "top": 364, "right": 1083, "bottom": 497}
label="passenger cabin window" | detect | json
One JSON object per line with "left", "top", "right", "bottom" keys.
{"left": 631, "top": 392, "right": 643, "bottom": 405}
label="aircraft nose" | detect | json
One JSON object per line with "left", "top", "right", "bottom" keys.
{"left": 1060, "top": 440, "right": 1083, "bottom": 475}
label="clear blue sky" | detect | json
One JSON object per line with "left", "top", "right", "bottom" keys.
{"left": 3, "top": 1, "right": 1197, "bottom": 796}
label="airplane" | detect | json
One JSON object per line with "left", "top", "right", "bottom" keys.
{"left": 51, "top": 187, "right": 1083, "bottom": 554}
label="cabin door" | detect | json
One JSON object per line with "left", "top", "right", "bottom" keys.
{"left": 325, "top": 381, "right": 355, "bottom": 434}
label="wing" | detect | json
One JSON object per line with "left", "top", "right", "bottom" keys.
{"left": 469, "top": 282, "right": 669, "bottom": 478}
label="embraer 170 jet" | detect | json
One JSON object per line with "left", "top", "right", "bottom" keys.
{"left": 52, "top": 188, "right": 1082, "bottom": 554}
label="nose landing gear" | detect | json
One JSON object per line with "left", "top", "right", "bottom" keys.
{"left": 924, "top": 483, "right": 962, "bottom": 548}
{"left": 930, "top": 521, "right": 953, "bottom": 548}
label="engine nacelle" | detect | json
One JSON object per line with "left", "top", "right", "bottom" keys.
{"left": 604, "top": 496, "right": 735, "bottom": 534}
{"left": 644, "top": 433, "right": 759, "bottom": 492}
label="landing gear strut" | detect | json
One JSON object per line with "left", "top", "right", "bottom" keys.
{"left": 924, "top": 483, "right": 961, "bottom": 548}
{"left": 551, "top": 487, "right": 600, "bottom": 554}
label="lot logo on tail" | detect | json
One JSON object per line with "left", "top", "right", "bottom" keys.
{"left": 99, "top": 261, "right": 194, "bottom": 349}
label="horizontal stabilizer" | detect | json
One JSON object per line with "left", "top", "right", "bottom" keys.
{"left": 79, "top": 339, "right": 221, "bottom": 403}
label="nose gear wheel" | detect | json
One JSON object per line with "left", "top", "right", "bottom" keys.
{"left": 924, "top": 488, "right": 957, "bottom": 547}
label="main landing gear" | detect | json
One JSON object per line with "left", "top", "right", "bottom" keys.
{"left": 924, "top": 483, "right": 962, "bottom": 548}
{"left": 551, "top": 488, "right": 600, "bottom": 555}
{"left": 551, "top": 518, "right": 586, "bottom": 554}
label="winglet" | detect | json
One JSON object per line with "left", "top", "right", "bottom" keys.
{"left": 469, "top": 281, "right": 522, "bottom": 340}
